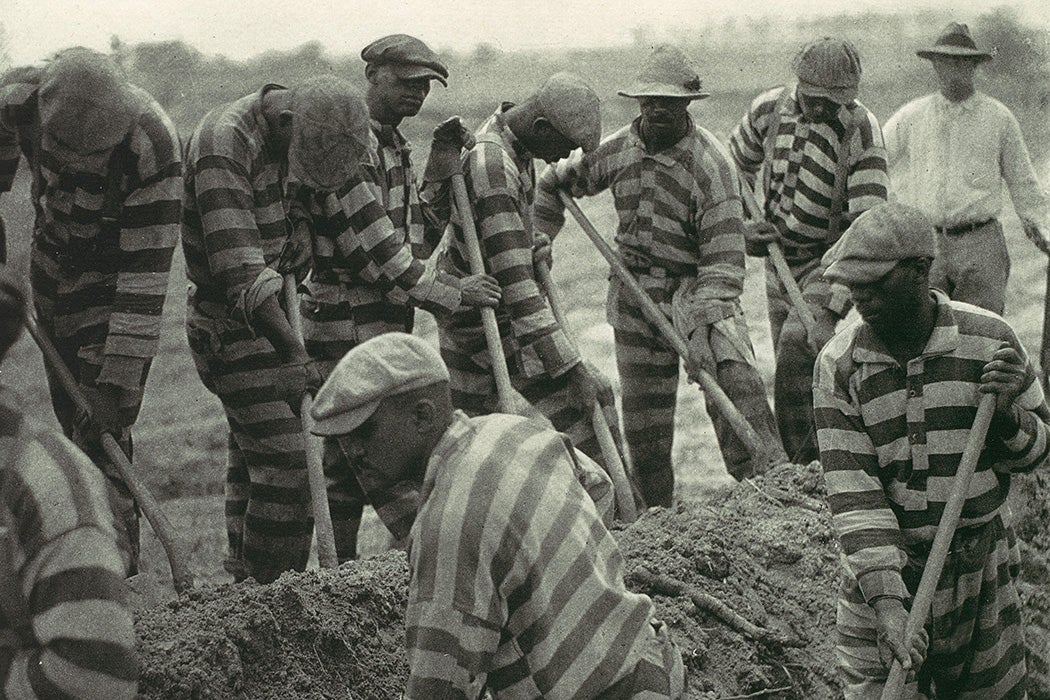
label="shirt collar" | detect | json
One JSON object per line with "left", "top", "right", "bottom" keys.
{"left": 370, "top": 117, "right": 409, "bottom": 151}
{"left": 256, "top": 83, "right": 288, "bottom": 160}
{"left": 491, "top": 102, "right": 532, "bottom": 163}
{"left": 852, "top": 289, "right": 960, "bottom": 366}
{"left": 933, "top": 91, "right": 980, "bottom": 112}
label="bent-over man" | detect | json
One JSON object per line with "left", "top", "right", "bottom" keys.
{"left": 310, "top": 332, "right": 682, "bottom": 698}
{"left": 814, "top": 201, "right": 1048, "bottom": 698}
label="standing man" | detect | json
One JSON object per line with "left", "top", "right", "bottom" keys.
{"left": 729, "top": 37, "right": 889, "bottom": 465}
{"left": 310, "top": 332, "right": 684, "bottom": 698}
{"left": 535, "top": 45, "right": 784, "bottom": 506}
{"left": 182, "top": 76, "right": 371, "bottom": 583}
{"left": 435, "top": 72, "right": 609, "bottom": 463}
{"left": 883, "top": 21, "right": 1050, "bottom": 314}
{"left": 0, "top": 48, "right": 182, "bottom": 572}
{"left": 814, "top": 202, "right": 1048, "bottom": 698}
{"left": 1, "top": 267, "right": 139, "bottom": 700}
{"left": 301, "top": 34, "right": 500, "bottom": 562}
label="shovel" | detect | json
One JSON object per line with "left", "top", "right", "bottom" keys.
{"left": 557, "top": 191, "right": 775, "bottom": 471}
{"left": 736, "top": 172, "right": 822, "bottom": 355}
{"left": 23, "top": 312, "right": 195, "bottom": 594}
{"left": 534, "top": 259, "right": 640, "bottom": 522}
{"left": 880, "top": 393, "right": 996, "bottom": 700}
{"left": 282, "top": 274, "right": 338, "bottom": 570}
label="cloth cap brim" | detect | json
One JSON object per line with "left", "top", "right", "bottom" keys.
{"left": 311, "top": 398, "right": 381, "bottom": 437}
{"left": 823, "top": 257, "right": 897, "bottom": 286}
{"left": 796, "top": 80, "right": 858, "bottom": 105}
{"left": 389, "top": 63, "right": 448, "bottom": 86}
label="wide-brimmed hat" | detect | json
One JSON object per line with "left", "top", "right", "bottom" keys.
{"left": 916, "top": 22, "right": 992, "bottom": 63}
{"left": 794, "top": 37, "right": 862, "bottom": 105}
{"left": 38, "top": 47, "right": 137, "bottom": 154}
{"left": 617, "top": 45, "right": 710, "bottom": 101}
{"left": 361, "top": 34, "right": 449, "bottom": 87}
{"left": 286, "top": 76, "right": 371, "bottom": 193}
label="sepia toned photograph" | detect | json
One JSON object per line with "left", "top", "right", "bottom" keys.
{"left": 1, "top": 1, "right": 1048, "bottom": 697}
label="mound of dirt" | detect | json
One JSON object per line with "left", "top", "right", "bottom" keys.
{"left": 135, "top": 463, "right": 1050, "bottom": 699}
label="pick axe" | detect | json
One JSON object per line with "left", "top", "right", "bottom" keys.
{"left": 450, "top": 172, "right": 546, "bottom": 421}
{"left": 557, "top": 191, "right": 775, "bottom": 472}
{"left": 282, "top": 274, "right": 338, "bottom": 570}
{"left": 534, "top": 258, "right": 640, "bottom": 522}
{"left": 880, "top": 392, "right": 996, "bottom": 700}
{"left": 736, "top": 172, "right": 823, "bottom": 355}
{"left": 23, "top": 313, "right": 195, "bottom": 594}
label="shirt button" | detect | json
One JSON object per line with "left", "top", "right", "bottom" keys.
{"left": 908, "top": 389, "right": 917, "bottom": 397}
{"left": 911, "top": 433, "right": 920, "bottom": 443}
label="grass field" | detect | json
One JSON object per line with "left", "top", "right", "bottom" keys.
{"left": 2, "top": 14, "right": 1048, "bottom": 586}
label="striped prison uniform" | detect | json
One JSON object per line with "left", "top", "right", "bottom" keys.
{"left": 1, "top": 388, "right": 138, "bottom": 699}
{"left": 403, "top": 410, "right": 683, "bottom": 699}
{"left": 535, "top": 117, "right": 784, "bottom": 506}
{"left": 730, "top": 85, "right": 888, "bottom": 464}
{"left": 437, "top": 105, "right": 601, "bottom": 463}
{"left": 0, "top": 77, "right": 182, "bottom": 572}
{"left": 182, "top": 85, "right": 315, "bottom": 583}
{"left": 813, "top": 291, "right": 1049, "bottom": 699}
{"left": 302, "top": 119, "right": 463, "bottom": 562}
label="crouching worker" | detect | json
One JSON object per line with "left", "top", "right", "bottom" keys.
{"left": 1, "top": 268, "right": 138, "bottom": 699}
{"left": 310, "top": 332, "right": 685, "bottom": 698}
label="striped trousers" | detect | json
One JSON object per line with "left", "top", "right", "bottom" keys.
{"left": 31, "top": 248, "right": 145, "bottom": 574}
{"left": 837, "top": 513, "right": 1028, "bottom": 699}
{"left": 767, "top": 261, "right": 831, "bottom": 465}
{"left": 608, "top": 270, "right": 783, "bottom": 507}
{"left": 437, "top": 322, "right": 602, "bottom": 467}
{"left": 186, "top": 295, "right": 312, "bottom": 583}
{"left": 301, "top": 280, "right": 413, "bottom": 562}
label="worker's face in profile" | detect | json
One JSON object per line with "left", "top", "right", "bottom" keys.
{"left": 930, "top": 56, "right": 978, "bottom": 97}
{"left": 529, "top": 121, "right": 579, "bottom": 164}
{"left": 368, "top": 65, "right": 432, "bottom": 121}
{"left": 847, "top": 258, "right": 930, "bottom": 336}
{"left": 796, "top": 91, "right": 841, "bottom": 124}
{"left": 337, "top": 397, "right": 431, "bottom": 493}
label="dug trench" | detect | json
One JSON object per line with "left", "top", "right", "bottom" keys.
{"left": 135, "top": 461, "right": 1050, "bottom": 700}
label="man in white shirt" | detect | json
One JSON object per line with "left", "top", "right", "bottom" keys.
{"left": 883, "top": 21, "right": 1050, "bottom": 314}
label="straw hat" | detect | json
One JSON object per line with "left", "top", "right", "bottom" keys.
{"left": 618, "top": 44, "right": 709, "bottom": 101}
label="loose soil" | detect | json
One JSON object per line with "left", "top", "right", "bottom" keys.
{"left": 135, "top": 462, "right": 1050, "bottom": 699}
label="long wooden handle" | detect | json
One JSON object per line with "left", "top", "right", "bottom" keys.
{"left": 535, "top": 260, "right": 639, "bottom": 522}
{"left": 282, "top": 275, "right": 338, "bottom": 570}
{"left": 450, "top": 173, "right": 519, "bottom": 414}
{"left": 557, "top": 191, "right": 767, "bottom": 466}
{"left": 23, "top": 313, "right": 195, "bottom": 594}
{"left": 881, "top": 393, "right": 997, "bottom": 699}
{"left": 1041, "top": 258, "right": 1050, "bottom": 394}
{"left": 736, "top": 172, "right": 822, "bottom": 354}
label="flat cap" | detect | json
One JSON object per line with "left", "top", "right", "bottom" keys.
{"left": 917, "top": 22, "right": 992, "bottom": 63}
{"left": 823, "top": 202, "right": 936, "bottom": 285}
{"left": 310, "top": 332, "right": 450, "bottom": 437}
{"left": 361, "top": 34, "right": 449, "bottom": 87}
{"left": 617, "top": 44, "right": 710, "bottom": 101}
{"left": 38, "top": 47, "right": 137, "bottom": 154}
{"left": 536, "top": 71, "right": 601, "bottom": 153}
{"left": 794, "top": 37, "right": 862, "bottom": 105}
{"left": 287, "top": 76, "right": 371, "bottom": 192}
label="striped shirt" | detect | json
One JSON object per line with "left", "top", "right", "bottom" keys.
{"left": 405, "top": 411, "right": 672, "bottom": 699}
{"left": 304, "top": 122, "right": 461, "bottom": 316}
{"left": 534, "top": 117, "right": 747, "bottom": 337}
{"left": 0, "top": 79, "right": 181, "bottom": 390}
{"left": 728, "top": 86, "right": 888, "bottom": 268}
{"left": 0, "top": 389, "right": 138, "bottom": 699}
{"left": 813, "top": 291, "right": 1050, "bottom": 604}
{"left": 441, "top": 106, "right": 578, "bottom": 378}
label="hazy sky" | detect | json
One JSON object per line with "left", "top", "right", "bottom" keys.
{"left": 3, "top": 0, "right": 1047, "bottom": 64}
